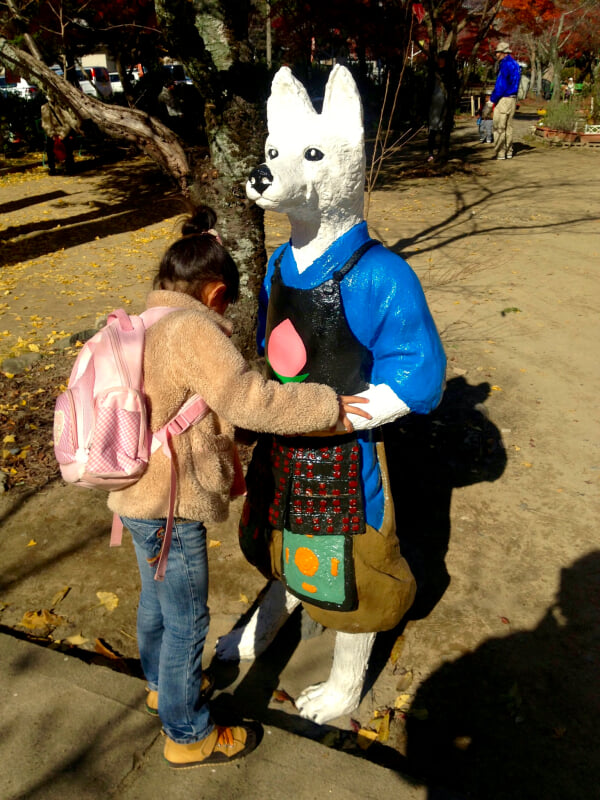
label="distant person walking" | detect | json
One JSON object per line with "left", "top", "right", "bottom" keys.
{"left": 40, "top": 102, "right": 78, "bottom": 175}
{"left": 490, "top": 42, "right": 521, "bottom": 160}
{"left": 427, "top": 52, "right": 449, "bottom": 162}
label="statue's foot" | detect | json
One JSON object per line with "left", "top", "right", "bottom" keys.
{"left": 215, "top": 625, "right": 257, "bottom": 661}
{"left": 216, "top": 583, "right": 301, "bottom": 662}
{"left": 295, "top": 680, "right": 361, "bottom": 724}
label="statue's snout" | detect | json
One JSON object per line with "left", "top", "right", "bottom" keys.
{"left": 248, "top": 164, "right": 273, "bottom": 194}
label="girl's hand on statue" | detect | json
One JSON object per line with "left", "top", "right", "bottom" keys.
{"left": 337, "top": 395, "right": 371, "bottom": 433}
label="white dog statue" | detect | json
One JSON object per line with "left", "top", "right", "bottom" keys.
{"left": 216, "top": 65, "right": 446, "bottom": 724}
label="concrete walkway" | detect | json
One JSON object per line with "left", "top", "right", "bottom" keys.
{"left": 1, "top": 632, "right": 427, "bottom": 800}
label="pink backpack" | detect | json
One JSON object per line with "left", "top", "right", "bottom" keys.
{"left": 53, "top": 307, "right": 209, "bottom": 580}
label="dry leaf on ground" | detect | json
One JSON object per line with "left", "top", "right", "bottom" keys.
{"left": 51, "top": 586, "right": 71, "bottom": 607}
{"left": 396, "top": 669, "right": 414, "bottom": 691}
{"left": 95, "top": 638, "right": 123, "bottom": 659}
{"left": 356, "top": 729, "right": 378, "bottom": 750}
{"left": 389, "top": 635, "right": 405, "bottom": 664}
{"left": 272, "top": 688, "right": 296, "bottom": 706}
{"left": 64, "top": 633, "right": 88, "bottom": 646}
{"left": 19, "top": 608, "right": 65, "bottom": 630}
{"left": 96, "top": 591, "right": 119, "bottom": 612}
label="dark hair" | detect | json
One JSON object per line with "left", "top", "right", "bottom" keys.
{"left": 154, "top": 205, "right": 239, "bottom": 304}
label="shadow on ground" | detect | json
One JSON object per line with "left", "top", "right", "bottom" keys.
{"left": 0, "top": 158, "right": 186, "bottom": 269}
{"left": 406, "top": 549, "right": 600, "bottom": 800}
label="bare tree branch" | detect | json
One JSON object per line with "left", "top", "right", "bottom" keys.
{"left": 0, "top": 37, "right": 191, "bottom": 191}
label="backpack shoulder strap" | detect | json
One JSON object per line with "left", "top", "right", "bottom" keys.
{"left": 148, "top": 396, "right": 210, "bottom": 581}
{"left": 140, "top": 305, "right": 211, "bottom": 582}
{"left": 139, "top": 305, "right": 180, "bottom": 328}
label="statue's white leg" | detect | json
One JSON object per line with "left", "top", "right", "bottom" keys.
{"left": 216, "top": 582, "right": 301, "bottom": 661}
{"left": 295, "top": 630, "right": 376, "bottom": 724}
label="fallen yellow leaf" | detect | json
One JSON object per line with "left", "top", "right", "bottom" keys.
{"left": 394, "top": 693, "right": 412, "bottom": 710}
{"left": 96, "top": 591, "right": 119, "bottom": 612}
{"left": 208, "top": 539, "right": 222, "bottom": 548}
{"left": 95, "top": 638, "right": 122, "bottom": 659}
{"left": 19, "top": 609, "right": 65, "bottom": 630}
{"left": 65, "top": 633, "right": 88, "bottom": 646}
{"left": 27, "top": 539, "right": 37, "bottom": 547}
{"left": 239, "top": 593, "right": 250, "bottom": 604}
{"left": 389, "top": 635, "right": 405, "bottom": 664}
{"left": 374, "top": 710, "right": 391, "bottom": 742}
{"left": 51, "top": 586, "right": 70, "bottom": 606}
{"left": 356, "top": 729, "right": 378, "bottom": 749}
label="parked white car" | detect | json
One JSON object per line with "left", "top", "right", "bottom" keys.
{"left": 0, "top": 76, "right": 41, "bottom": 99}
{"left": 76, "top": 67, "right": 113, "bottom": 100}
{"left": 109, "top": 72, "right": 123, "bottom": 94}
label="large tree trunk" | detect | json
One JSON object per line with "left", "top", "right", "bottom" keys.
{"left": 153, "top": 0, "right": 268, "bottom": 356}
{"left": 424, "top": 0, "right": 502, "bottom": 161}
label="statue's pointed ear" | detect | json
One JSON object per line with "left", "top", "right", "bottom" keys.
{"left": 321, "top": 65, "right": 363, "bottom": 142}
{"left": 267, "top": 66, "right": 317, "bottom": 131}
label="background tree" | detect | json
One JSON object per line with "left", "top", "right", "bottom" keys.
{"left": 0, "top": 0, "right": 269, "bottom": 352}
{"left": 417, "top": 0, "right": 504, "bottom": 160}
{"left": 499, "top": 0, "right": 600, "bottom": 97}
{"left": 270, "top": 0, "right": 414, "bottom": 86}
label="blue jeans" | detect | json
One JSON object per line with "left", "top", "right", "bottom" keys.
{"left": 122, "top": 516, "right": 213, "bottom": 744}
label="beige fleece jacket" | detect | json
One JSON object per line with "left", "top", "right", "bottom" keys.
{"left": 108, "top": 290, "right": 339, "bottom": 523}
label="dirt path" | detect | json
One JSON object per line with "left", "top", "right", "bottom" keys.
{"left": 1, "top": 113, "right": 598, "bottom": 797}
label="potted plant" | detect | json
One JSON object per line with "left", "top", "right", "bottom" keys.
{"left": 536, "top": 99, "right": 579, "bottom": 142}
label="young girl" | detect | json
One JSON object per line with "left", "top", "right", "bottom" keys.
{"left": 108, "top": 206, "right": 369, "bottom": 769}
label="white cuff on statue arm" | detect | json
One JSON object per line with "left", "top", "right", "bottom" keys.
{"left": 344, "top": 383, "right": 410, "bottom": 430}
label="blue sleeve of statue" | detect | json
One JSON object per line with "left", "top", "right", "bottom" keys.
{"left": 342, "top": 247, "right": 446, "bottom": 415}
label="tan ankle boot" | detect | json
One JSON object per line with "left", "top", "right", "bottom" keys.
{"left": 145, "top": 689, "right": 159, "bottom": 717}
{"left": 163, "top": 724, "right": 259, "bottom": 768}
{"left": 145, "top": 673, "right": 214, "bottom": 718}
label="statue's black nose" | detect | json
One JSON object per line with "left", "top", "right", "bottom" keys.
{"left": 248, "top": 164, "right": 273, "bottom": 194}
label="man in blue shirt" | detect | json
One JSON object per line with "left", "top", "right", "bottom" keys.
{"left": 490, "top": 41, "right": 521, "bottom": 160}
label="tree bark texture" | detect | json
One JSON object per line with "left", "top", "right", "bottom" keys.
{"left": 154, "top": 0, "right": 268, "bottom": 356}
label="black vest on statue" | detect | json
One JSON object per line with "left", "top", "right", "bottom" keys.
{"left": 265, "top": 240, "right": 378, "bottom": 394}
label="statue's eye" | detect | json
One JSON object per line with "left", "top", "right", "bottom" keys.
{"left": 267, "top": 147, "right": 279, "bottom": 160}
{"left": 304, "top": 147, "right": 324, "bottom": 161}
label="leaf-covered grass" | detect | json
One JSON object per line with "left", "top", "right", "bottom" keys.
{"left": 0, "top": 348, "right": 75, "bottom": 491}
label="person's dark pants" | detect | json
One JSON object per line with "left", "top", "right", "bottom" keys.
{"left": 428, "top": 130, "right": 440, "bottom": 157}
{"left": 46, "top": 135, "right": 75, "bottom": 174}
